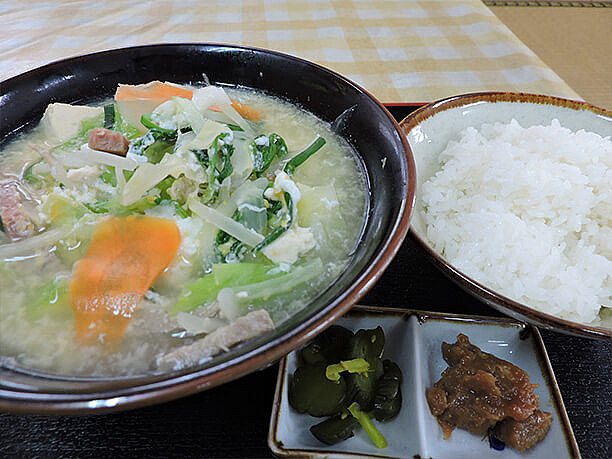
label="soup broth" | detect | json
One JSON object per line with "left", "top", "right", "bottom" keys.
{"left": 0, "top": 84, "right": 367, "bottom": 376}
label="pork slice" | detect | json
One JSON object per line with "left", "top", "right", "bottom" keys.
{"left": 0, "top": 180, "right": 34, "bottom": 240}
{"left": 156, "top": 309, "right": 275, "bottom": 372}
{"left": 88, "top": 128, "right": 129, "bottom": 155}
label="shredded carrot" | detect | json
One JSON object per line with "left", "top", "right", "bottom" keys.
{"left": 69, "top": 216, "right": 181, "bottom": 346}
{"left": 115, "top": 81, "right": 193, "bottom": 102}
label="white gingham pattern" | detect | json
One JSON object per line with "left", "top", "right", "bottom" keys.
{"left": 0, "top": 0, "right": 579, "bottom": 102}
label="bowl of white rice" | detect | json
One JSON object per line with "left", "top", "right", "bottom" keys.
{"left": 400, "top": 92, "right": 611, "bottom": 339}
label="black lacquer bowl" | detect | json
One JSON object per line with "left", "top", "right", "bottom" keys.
{"left": 0, "top": 44, "right": 416, "bottom": 414}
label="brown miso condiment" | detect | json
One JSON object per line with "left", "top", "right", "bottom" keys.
{"left": 426, "top": 334, "right": 552, "bottom": 451}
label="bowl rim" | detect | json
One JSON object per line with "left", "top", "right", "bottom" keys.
{"left": 0, "top": 43, "right": 417, "bottom": 414}
{"left": 400, "top": 91, "right": 611, "bottom": 340}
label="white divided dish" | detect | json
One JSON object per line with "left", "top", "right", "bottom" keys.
{"left": 268, "top": 306, "right": 578, "bottom": 458}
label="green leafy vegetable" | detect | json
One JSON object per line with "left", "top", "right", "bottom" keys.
{"left": 140, "top": 114, "right": 177, "bottom": 138}
{"left": 250, "top": 133, "right": 288, "bottom": 178}
{"left": 284, "top": 136, "right": 326, "bottom": 175}
{"left": 192, "top": 149, "right": 209, "bottom": 167}
{"left": 144, "top": 138, "right": 175, "bottom": 164}
{"left": 83, "top": 202, "right": 110, "bottom": 214}
{"left": 198, "top": 132, "right": 235, "bottom": 204}
{"left": 53, "top": 114, "right": 104, "bottom": 153}
{"left": 156, "top": 176, "right": 176, "bottom": 200}
{"left": 254, "top": 192, "right": 293, "bottom": 252}
{"left": 100, "top": 167, "right": 117, "bottom": 186}
{"left": 214, "top": 209, "right": 247, "bottom": 263}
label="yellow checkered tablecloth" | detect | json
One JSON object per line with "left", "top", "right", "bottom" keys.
{"left": 0, "top": 0, "right": 579, "bottom": 103}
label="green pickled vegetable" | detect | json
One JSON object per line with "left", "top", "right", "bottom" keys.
{"left": 290, "top": 324, "right": 402, "bottom": 448}
{"left": 373, "top": 360, "right": 402, "bottom": 421}
{"left": 310, "top": 414, "right": 358, "bottom": 445}
{"left": 289, "top": 363, "right": 347, "bottom": 417}
{"left": 326, "top": 358, "right": 369, "bottom": 382}
{"left": 347, "top": 326, "right": 385, "bottom": 410}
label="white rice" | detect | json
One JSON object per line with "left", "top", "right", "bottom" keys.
{"left": 422, "top": 118, "right": 611, "bottom": 324}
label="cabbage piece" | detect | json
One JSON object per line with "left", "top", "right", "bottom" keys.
{"left": 153, "top": 97, "right": 206, "bottom": 134}
{"left": 233, "top": 178, "right": 268, "bottom": 234}
{"left": 230, "top": 132, "right": 254, "bottom": 190}
{"left": 192, "top": 86, "right": 253, "bottom": 135}
{"left": 24, "top": 275, "right": 72, "bottom": 321}
{"left": 170, "top": 263, "right": 282, "bottom": 315}
{"left": 217, "top": 258, "right": 324, "bottom": 320}
{"left": 121, "top": 149, "right": 204, "bottom": 206}
{"left": 117, "top": 99, "right": 162, "bottom": 135}
{"left": 41, "top": 192, "right": 87, "bottom": 225}
{"left": 187, "top": 197, "right": 264, "bottom": 247}
{"left": 0, "top": 226, "right": 69, "bottom": 261}
{"left": 69, "top": 144, "right": 139, "bottom": 171}
{"left": 187, "top": 119, "right": 231, "bottom": 151}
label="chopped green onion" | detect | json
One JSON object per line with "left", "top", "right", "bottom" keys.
{"left": 103, "top": 104, "right": 115, "bottom": 129}
{"left": 83, "top": 202, "right": 110, "bottom": 214}
{"left": 174, "top": 201, "right": 190, "bottom": 218}
{"left": 284, "top": 136, "right": 326, "bottom": 174}
{"left": 23, "top": 159, "right": 43, "bottom": 184}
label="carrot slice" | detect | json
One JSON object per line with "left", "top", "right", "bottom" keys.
{"left": 208, "top": 100, "right": 262, "bottom": 122}
{"left": 115, "top": 81, "right": 193, "bottom": 102}
{"left": 230, "top": 100, "right": 262, "bottom": 122}
{"left": 69, "top": 216, "right": 181, "bottom": 346}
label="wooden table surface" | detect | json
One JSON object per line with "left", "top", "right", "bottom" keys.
{"left": 1, "top": 106, "right": 610, "bottom": 459}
